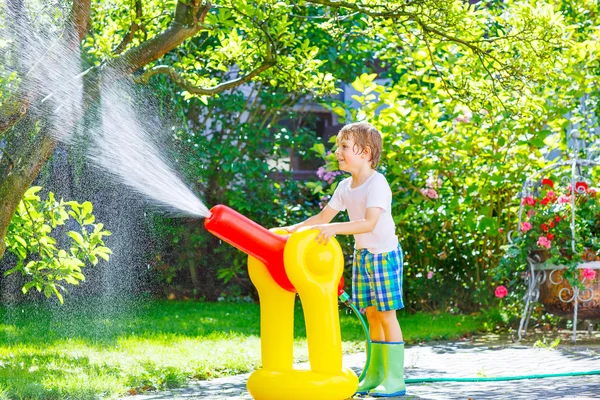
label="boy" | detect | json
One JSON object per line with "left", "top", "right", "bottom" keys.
{"left": 281, "top": 122, "right": 406, "bottom": 397}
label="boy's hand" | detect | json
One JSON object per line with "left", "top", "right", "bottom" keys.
{"left": 311, "top": 224, "right": 338, "bottom": 245}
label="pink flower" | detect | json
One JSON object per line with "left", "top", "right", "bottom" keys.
{"left": 427, "top": 271, "right": 434, "bottom": 279}
{"left": 455, "top": 110, "right": 472, "bottom": 123}
{"left": 558, "top": 195, "right": 571, "bottom": 204}
{"left": 537, "top": 236, "right": 551, "bottom": 249}
{"left": 426, "top": 176, "right": 437, "bottom": 189}
{"left": 495, "top": 285, "right": 508, "bottom": 299}
{"left": 582, "top": 268, "right": 596, "bottom": 281}
{"left": 522, "top": 196, "right": 536, "bottom": 206}
{"left": 316, "top": 166, "right": 326, "bottom": 179}
{"left": 317, "top": 166, "right": 340, "bottom": 184}
{"left": 420, "top": 188, "right": 439, "bottom": 199}
{"left": 521, "top": 222, "right": 532, "bottom": 232}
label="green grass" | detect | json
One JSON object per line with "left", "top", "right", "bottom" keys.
{"left": 0, "top": 299, "right": 487, "bottom": 399}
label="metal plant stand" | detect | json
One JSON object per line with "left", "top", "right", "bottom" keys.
{"left": 518, "top": 261, "right": 599, "bottom": 343}
{"left": 510, "top": 135, "right": 600, "bottom": 343}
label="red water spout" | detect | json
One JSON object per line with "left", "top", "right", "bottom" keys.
{"left": 204, "top": 204, "right": 346, "bottom": 296}
{"left": 204, "top": 205, "right": 295, "bottom": 292}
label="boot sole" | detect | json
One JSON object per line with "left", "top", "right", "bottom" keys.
{"left": 355, "top": 389, "right": 372, "bottom": 395}
{"left": 370, "top": 389, "right": 407, "bottom": 397}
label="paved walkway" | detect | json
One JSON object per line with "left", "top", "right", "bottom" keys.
{"left": 125, "top": 338, "right": 600, "bottom": 400}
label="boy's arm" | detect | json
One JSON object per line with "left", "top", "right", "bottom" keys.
{"left": 312, "top": 207, "right": 383, "bottom": 244}
{"left": 280, "top": 205, "right": 339, "bottom": 233}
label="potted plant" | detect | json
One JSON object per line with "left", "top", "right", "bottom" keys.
{"left": 499, "top": 176, "right": 599, "bottom": 317}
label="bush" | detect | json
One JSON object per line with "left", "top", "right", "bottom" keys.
{"left": 4, "top": 186, "right": 111, "bottom": 302}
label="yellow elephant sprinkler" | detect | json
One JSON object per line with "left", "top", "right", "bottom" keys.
{"left": 204, "top": 205, "right": 358, "bottom": 400}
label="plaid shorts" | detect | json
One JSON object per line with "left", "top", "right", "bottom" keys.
{"left": 352, "top": 246, "right": 404, "bottom": 311}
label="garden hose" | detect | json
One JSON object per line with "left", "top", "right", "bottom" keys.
{"left": 339, "top": 292, "right": 600, "bottom": 385}
{"left": 339, "top": 291, "right": 372, "bottom": 381}
{"left": 405, "top": 370, "right": 600, "bottom": 383}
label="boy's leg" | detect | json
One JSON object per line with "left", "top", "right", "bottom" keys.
{"left": 365, "top": 306, "right": 384, "bottom": 341}
{"left": 353, "top": 248, "right": 386, "bottom": 395}
{"left": 369, "top": 246, "right": 406, "bottom": 396}
{"left": 356, "top": 307, "right": 390, "bottom": 395}
{"left": 378, "top": 309, "right": 402, "bottom": 342}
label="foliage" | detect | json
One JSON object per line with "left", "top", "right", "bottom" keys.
{"left": 2, "top": 0, "right": 600, "bottom": 307}
{"left": 318, "top": 0, "right": 600, "bottom": 311}
{"left": 499, "top": 176, "right": 600, "bottom": 288}
{"left": 83, "top": 0, "right": 339, "bottom": 97}
{"left": 146, "top": 82, "right": 324, "bottom": 299}
{"left": 4, "top": 187, "right": 112, "bottom": 303}
{"left": 0, "top": 299, "right": 489, "bottom": 399}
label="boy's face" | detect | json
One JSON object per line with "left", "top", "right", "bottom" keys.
{"left": 335, "top": 135, "right": 370, "bottom": 172}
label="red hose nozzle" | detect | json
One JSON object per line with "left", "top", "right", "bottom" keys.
{"left": 204, "top": 205, "right": 295, "bottom": 292}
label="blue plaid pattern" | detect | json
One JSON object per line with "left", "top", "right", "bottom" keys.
{"left": 352, "top": 246, "right": 404, "bottom": 311}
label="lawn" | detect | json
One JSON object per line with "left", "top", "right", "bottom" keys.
{"left": 0, "top": 298, "right": 489, "bottom": 399}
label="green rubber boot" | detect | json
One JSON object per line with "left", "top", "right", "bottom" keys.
{"left": 369, "top": 341, "right": 406, "bottom": 397}
{"left": 355, "top": 341, "right": 384, "bottom": 395}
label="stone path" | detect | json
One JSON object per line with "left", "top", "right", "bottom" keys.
{"left": 124, "top": 339, "right": 600, "bottom": 400}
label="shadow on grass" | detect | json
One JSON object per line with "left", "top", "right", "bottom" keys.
{"left": 0, "top": 353, "right": 122, "bottom": 400}
{"left": 0, "top": 299, "right": 266, "bottom": 347}
{"left": 0, "top": 299, "right": 486, "bottom": 348}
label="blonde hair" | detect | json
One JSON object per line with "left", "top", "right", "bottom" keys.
{"left": 337, "top": 122, "right": 382, "bottom": 168}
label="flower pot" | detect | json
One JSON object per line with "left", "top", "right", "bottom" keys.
{"left": 539, "top": 268, "right": 600, "bottom": 319}
{"left": 528, "top": 249, "right": 550, "bottom": 264}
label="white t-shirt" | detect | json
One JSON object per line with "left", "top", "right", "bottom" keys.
{"left": 328, "top": 172, "right": 399, "bottom": 254}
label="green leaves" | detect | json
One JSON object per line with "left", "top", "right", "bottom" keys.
{"left": 5, "top": 188, "right": 112, "bottom": 303}
{"left": 314, "top": 0, "right": 600, "bottom": 309}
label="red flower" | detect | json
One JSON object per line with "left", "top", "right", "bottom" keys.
{"left": 555, "top": 215, "right": 561, "bottom": 222}
{"left": 541, "top": 198, "right": 550, "bottom": 205}
{"left": 541, "top": 223, "right": 548, "bottom": 232}
{"left": 575, "top": 181, "right": 589, "bottom": 193}
{"left": 547, "top": 233, "right": 554, "bottom": 240}
{"left": 541, "top": 178, "right": 554, "bottom": 188}
{"left": 495, "top": 285, "right": 508, "bottom": 299}
{"left": 549, "top": 221, "right": 555, "bottom": 228}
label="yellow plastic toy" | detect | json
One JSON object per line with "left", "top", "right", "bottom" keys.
{"left": 204, "top": 205, "right": 358, "bottom": 399}
{"left": 247, "top": 229, "right": 358, "bottom": 400}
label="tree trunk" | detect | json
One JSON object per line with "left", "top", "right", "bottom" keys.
{"left": 0, "top": 110, "right": 56, "bottom": 259}
{"left": 0, "top": 0, "right": 212, "bottom": 263}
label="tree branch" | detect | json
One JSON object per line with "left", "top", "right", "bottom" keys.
{"left": 1, "top": 0, "right": 91, "bottom": 137}
{"left": 132, "top": 54, "right": 276, "bottom": 95}
{"left": 67, "top": 0, "right": 92, "bottom": 42}
{"left": 105, "top": 1, "right": 211, "bottom": 78}
{"left": 133, "top": 11, "right": 277, "bottom": 95}
{"left": 305, "top": 0, "right": 411, "bottom": 18}
{"left": 0, "top": 99, "right": 30, "bottom": 135}
{"left": 113, "top": 0, "right": 145, "bottom": 55}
